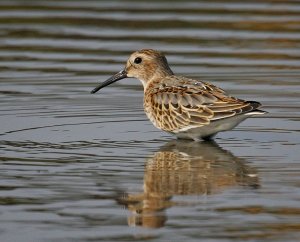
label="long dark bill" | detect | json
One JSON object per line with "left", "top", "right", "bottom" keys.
{"left": 91, "top": 70, "right": 127, "bottom": 94}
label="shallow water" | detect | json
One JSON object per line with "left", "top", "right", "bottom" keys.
{"left": 0, "top": 0, "right": 300, "bottom": 241}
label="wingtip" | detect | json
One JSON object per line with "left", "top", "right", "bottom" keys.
{"left": 244, "top": 101, "right": 267, "bottom": 116}
{"left": 247, "top": 101, "right": 262, "bottom": 110}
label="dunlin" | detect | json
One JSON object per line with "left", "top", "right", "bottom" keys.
{"left": 91, "top": 49, "right": 266, "bottom": 140}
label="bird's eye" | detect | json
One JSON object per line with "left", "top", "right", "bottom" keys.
{"left": 134, "top": 57, "right": 142, "bottom": 64}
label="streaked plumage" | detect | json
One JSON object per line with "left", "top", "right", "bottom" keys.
{"left": 91, "top": 49, "right": 266, "bottom": 140}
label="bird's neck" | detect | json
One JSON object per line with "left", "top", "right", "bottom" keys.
{"left": 143, "top": 67, "right": 173, "bottom": 92}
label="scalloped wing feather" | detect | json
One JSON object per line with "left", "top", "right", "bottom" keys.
{"left": 144, "top": 78, "right": 261, "bottom": 133}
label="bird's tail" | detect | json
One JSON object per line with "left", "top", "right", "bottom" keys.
{"left": 245, "top": 101, "right": 268, "bottom": 116}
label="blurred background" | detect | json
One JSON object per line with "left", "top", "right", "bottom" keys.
{"left": 0, "top": 1, "right": 300, "bottom": 241}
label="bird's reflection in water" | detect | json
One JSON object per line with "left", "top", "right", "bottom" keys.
{"left": 118, "top": 140, "right": 259, "bottom": 228}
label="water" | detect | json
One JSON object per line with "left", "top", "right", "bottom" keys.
{"left": 0, "top": 0, "right": 300, "bottom": 241}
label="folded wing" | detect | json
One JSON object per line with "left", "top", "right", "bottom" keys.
{"left": 145, "top": 80, "right": 261, "bottom": 132}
